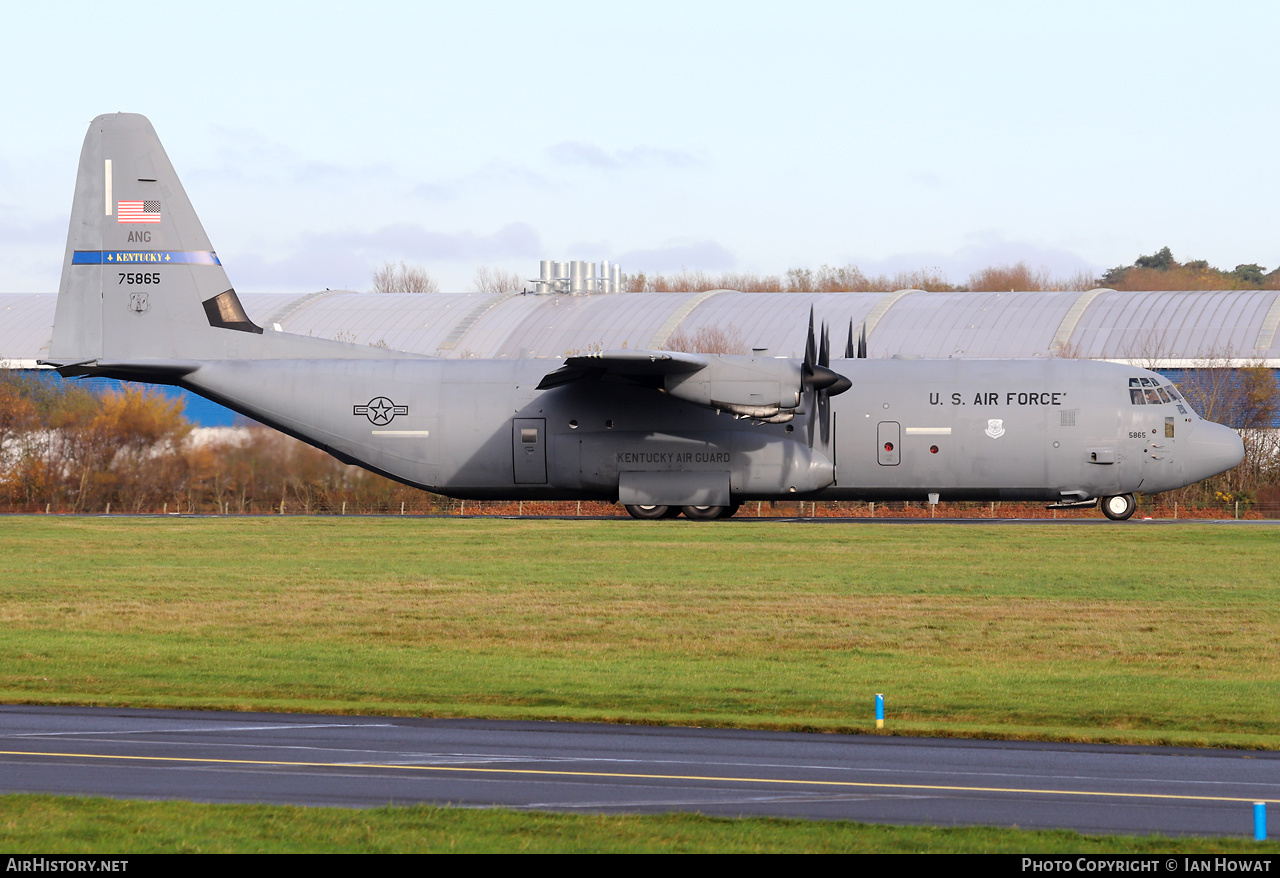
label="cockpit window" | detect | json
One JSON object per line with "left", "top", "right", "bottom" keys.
{"left": 1129, "top": 377, "right": 1182, "bottom": 406}
{"left": 1129, "top": 378, "right": 1145, "bottom": 404}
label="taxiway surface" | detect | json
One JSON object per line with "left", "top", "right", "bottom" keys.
{"left": 1, "top": 705, "right": 1275, "bottom": 837}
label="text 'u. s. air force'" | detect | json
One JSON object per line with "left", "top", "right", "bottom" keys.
{"left": 931, "top": 391, "right": 1067, "bottom": 406}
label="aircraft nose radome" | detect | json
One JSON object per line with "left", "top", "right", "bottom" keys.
{"left": 1188, "top": 421, "right": 1245, "bottom": 481}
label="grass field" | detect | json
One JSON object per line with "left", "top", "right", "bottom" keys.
{"left": 2, "top": 516, "right": 1278, "bottom": 852}
{"left": 1, "top": 517, "right": 1276, "bottom": 746}
{"left": 3, "top": 793, "right": 1278, "bottom": 854}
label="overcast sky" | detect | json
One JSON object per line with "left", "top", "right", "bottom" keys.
{"left": 2, "top": 1, "right": 1277, "bottom": 293}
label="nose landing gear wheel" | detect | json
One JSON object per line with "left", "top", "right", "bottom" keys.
{"left": 1100, "top": 493, "right": 1137, "bottom": 521}
{"left": 625, "top": 504, "right": 673, "bottom": 520}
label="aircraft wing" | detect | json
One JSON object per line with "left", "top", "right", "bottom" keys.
{"left": 536, "top": 348, "right": 821, "bottom": 423}
{"left": 536, "top": 349, "right": 708, "bottom": 389}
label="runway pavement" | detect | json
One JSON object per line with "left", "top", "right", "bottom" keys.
{"left": 1, "top": 705, "right": 1276, "bottom": 837}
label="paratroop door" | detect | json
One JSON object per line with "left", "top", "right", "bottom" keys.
{"left": 512, "top": 418, "right": 547, "bottom": 484}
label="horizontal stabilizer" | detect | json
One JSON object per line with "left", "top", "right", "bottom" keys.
{"left": 39, "top": 358, "right": 203, "bottom": 383}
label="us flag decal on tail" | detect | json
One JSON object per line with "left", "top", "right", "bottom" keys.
{"left": 118, "top": 200, "right": 161, "bottom": 223}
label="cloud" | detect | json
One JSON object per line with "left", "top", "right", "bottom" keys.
{"left": 909, "top": 171, "right": 946, "bottom": 189}
{"left": 411, "top": 162, "right": 549, "bottom": 202}
{"left": 0, "top": 214, "right": 66, "bottom": 247}
{"left": 849, "top": 233, "right": 1097, "bottom": 282}
{"left": 408, "top": 143, "right": 703, "bottom": 204}
{"left": 188, "top": 126, "right": 398, "bottom": 189}
{"left": 613, "top": 239, "right": 736, "bottom": 273}
{"left": 0, "top": 243, "right": 62, "bottom": 292}
{"left": 0, "top": 199, "right": 64, "bottom": 291}
{"left": 227, "top": 222, "right": 544, "bottom": 291}
{"left": 546, "top": 141, "right": 704, "bottom": 170}
{"left": 370, "top": 221, "right": 542, "bottom": 260}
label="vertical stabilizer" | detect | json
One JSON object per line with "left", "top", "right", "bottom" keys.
{"left": 49, "top": 113, "right": 260, "bottom": 366}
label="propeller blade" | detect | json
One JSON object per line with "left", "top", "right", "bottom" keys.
{"left": 857, "top": 321, "right": 868, "bottom": 359}
{"left": 795, "top": 308, "right": 851, "bottom": 450}
{"left": 804, "top": 306, "right": 816, "bottom": 375}
{"left": 845, "top": 320, "right": 855, "bottom": 359}
{"left": 819, "top": 384, "right": 831, "bottom": 445}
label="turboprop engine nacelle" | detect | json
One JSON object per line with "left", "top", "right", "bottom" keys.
{"left": 537, "top": 347, "right": 850, "bottom": 423}
{"left": 663, "top": 355, "right": 804, "bottom": 419}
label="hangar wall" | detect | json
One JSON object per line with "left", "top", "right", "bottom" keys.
{"left": 4, "top": 288, "right": 1279, "bottom": 426}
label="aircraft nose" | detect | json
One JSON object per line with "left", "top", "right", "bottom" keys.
{"left": 1186, "top": 421, "right": 1244, "bottom": 482}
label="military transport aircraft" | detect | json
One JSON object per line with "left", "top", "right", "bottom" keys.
{"left": 43, "top": 114, "right": 1245, "bottom": 521}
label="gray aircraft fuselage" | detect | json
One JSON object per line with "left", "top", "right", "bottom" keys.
{"left": 43, "top": 113, "right": 1245, "bottom": 519}
{"left": 174, "top": 352, "right": 1235, "bottom": 504}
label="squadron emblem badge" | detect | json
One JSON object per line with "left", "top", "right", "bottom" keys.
{"left": 985, "top": 418, "right": 1005, "bottom": 439}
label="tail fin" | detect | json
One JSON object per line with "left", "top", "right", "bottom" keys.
{"left": 47, "top": 113, "right": 261, "bottom": 369}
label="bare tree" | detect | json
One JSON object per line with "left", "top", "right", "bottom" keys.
{"left": 469, "top": 266, "right": 525, "bottom": 294}
{"left": 369, "top": 261, "right": 440, "bottom": 294}
{"left": 966, "top": 262, "right": 1057, "bottom": 291}
{"left": 1065, "top": 270, "right": 1101, "bottom": 290}
{"left": 664, "top": 324, "right": 749, "bottom": 354}
{"left": 889, "top": 267, "right": 962, "bottom": 292}
{"left": 641, "top": 269, "right": 784, "bottom": 292}
{"left": 1166, "top": 351, "right": 1280, "bottom": 502}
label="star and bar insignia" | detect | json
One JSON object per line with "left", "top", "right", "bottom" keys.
{"left": 353, "top": 397, "right": 409, "bottom": 425}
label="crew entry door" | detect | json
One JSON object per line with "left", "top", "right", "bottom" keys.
{"left": 513, "top": 418, "right": 547, "bottom": 484}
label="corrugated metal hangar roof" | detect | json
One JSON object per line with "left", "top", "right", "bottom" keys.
{"left": 4, "top": 288, "right": 1280, "bottom": 367}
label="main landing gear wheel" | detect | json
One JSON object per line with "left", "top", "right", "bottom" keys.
{"left": 681, "top": 505, "right": 737, "bottom": 521}
{"left": 1100, "top": 493, "right": 1137, "bottom": 521}
{"left": 625, "top": 504, "right": 673, "bottom": 520}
